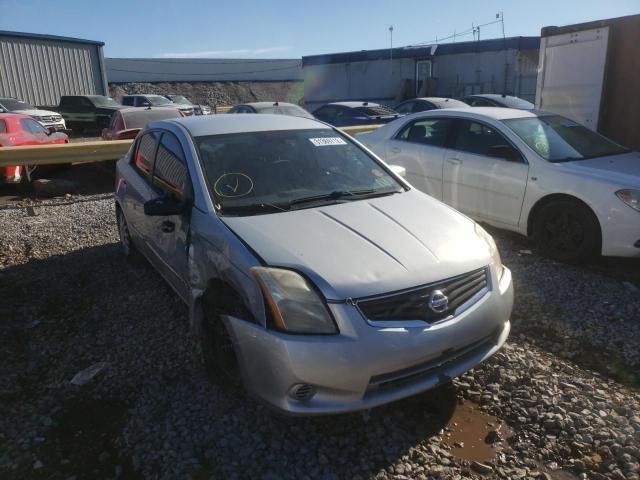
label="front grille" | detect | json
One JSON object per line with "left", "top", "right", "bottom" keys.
{"left": 357, "top": 268, "right": 488, "bottom": 324}
{"left": 37, "top": 115, "right": 62, "bottom": 123}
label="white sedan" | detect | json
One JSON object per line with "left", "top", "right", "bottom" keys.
{"left": 359, "top": 108, "right": 640, "bottom": 262}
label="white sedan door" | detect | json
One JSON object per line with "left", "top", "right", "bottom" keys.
{"left": 383, "top": 117, "right": 454, "bottom": 200}
{"left": 443, "top": 119, "right": 529, "bottom": 227}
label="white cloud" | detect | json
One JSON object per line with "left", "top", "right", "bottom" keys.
{"left": 157, "top": 46, "right": 291, "bottom": 58}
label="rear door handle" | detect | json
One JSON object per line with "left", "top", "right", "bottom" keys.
{"left": 390, "top": 147, "right": 401, "bottom": 154}
{"left": 161, "top": 221, "right": 175, "bottom": 233}
{"left": 447, "top": 157, "right": 462, "bottom": 165}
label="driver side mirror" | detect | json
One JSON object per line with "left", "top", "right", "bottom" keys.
{"left": 389, "top": 164, "right": 407, "bottom": 178}
{"left": 144, "top": 196, "right": 188, "bottom": 216}
{"left": 488, "top": 144, "right": 521, "bottom": 162}
{"left": 46, "top": 126, "right": 57, "bottom": 135}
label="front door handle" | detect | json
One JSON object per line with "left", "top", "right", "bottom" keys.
{"left": 447, "top": 157, "right": 462, "bottom": 165}
{"left": 390, "top": 147, "right": 401, "bottom": 154}
{"left": 161, "top": 221, "right": 175, "bottom": 233}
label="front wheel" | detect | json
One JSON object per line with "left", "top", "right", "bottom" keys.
{"left": 532, "top": 199, "right": 600, "bottom": 263}
{"left": 202, "top": 307, "right": 242, "bottom": 389}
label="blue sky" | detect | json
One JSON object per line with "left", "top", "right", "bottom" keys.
{"left": 2, "top": 0, "right": 639, "bottom": 58}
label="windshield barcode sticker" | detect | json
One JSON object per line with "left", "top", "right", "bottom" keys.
{"left": 309, "top": 137, "right": 347, "bottom": 146}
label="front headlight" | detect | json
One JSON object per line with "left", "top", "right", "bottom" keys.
{"left": 252, "top": 267, "right": 338, "bottom": 334}
{"left": 616, "top": 189, "right": 640, "bottom": 212}
{"left": 475, "top": 223, "right": 504, "bottom": 279}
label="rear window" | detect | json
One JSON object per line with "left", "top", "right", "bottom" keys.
{"left": 122, "top": 109, "right": 182, "bottom": 129}
{"left": 356, "top": 105, "right": 397, "bottom": 117}
{"left": 255, "top": 105, "right": 314, "bottom": 119}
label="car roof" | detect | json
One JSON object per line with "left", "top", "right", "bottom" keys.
{"left": 420, "top": 107, "right": 550, "bottom": 120}
{"left": 241, "top": 102, "right": 301, "bottom": 108}
{"left": 0, "top": 112, "right": 31, "bottom": 120}
{"left": 158, "top": 113, "right": 328, "bottom": 137}
{"left": 326, "top": 101, "right": 381, "bottom": 108}
{"left": 412, "top": 97, "right": 470, "bottom": 107}
{"left": 466, "top": 94, "right": 519, "bottom": 100}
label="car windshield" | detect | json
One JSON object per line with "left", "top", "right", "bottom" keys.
{"left": 503, "top": 115, "right": 629, "bottom": 162}
{"left": 169, "top": 96, "right": 192, "bottom": 105}
{"left": 254, "top": 105, "right": 314, "bottom": 119}
{"left": 147, "top": 96, "right": 173, "bottom": 106}
{"left": 0, "top": 98, "right": 33, "bottom": 110}
{"left": 89, "top": 96, "right": 120, "bottom": 107}
{"left": 195, "top": 128, "right": 403, "bottom": 216}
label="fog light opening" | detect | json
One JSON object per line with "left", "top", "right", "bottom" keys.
{"left": 289, "top": 383, "right": 317, "bottom": 402}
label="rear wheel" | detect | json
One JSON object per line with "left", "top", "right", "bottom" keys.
{"left": 116, "top": 207, "right": 141, "bottom": 261}
{"left": 532, "top": 199, "right": 600, "bottom": 263}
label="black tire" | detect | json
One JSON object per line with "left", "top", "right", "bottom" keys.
{"left": 202, "top": 302, "right": 242, "bottom": 389}
{"left": 532, "top": 199, "right": 600, "bottom": 263}
{"left": 116, "top": 206, "right": 141, "bottom": 261}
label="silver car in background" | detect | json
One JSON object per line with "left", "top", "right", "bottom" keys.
{"left": 114, "top": 114, "right": 513, "bottom": 414}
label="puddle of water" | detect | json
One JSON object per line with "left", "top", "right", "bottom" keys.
{"left": 442, "top": 401, "right": 512, "bottom": 463}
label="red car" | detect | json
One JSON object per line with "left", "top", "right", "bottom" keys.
{"left": 102, "top": 107, "right": 183, "bottom": 141}
{"left": 0, "top": 113, "right": 69, "bottom": 183}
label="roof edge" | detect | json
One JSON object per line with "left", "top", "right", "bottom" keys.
{"left": 0, "top": 30, "right": 104, "bottom": 46}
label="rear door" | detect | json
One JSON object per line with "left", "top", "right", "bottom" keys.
{"left": 442, "top": 119, "right": 529, "bottom": 226}
{"left": 384, "top": 117, "right": 454, "bottom": 200}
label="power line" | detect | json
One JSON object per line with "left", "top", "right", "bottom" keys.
{"left": 406, "top": 18, "right": 503, "bottom": 47}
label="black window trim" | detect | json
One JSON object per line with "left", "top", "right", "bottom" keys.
{"left": 446, "top": 117, "right": 528, "bottom": 164}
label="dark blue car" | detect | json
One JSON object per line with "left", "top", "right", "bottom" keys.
{"left": 312, "top": 101, "right": 401, "bottom": 127}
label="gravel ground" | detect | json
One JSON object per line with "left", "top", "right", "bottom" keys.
{"left": 1, "top": 196, "right": 639, "bottom": 480}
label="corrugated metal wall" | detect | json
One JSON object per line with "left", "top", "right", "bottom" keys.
{"left": 0, "top": 34, "right": 106, "bottom": 107}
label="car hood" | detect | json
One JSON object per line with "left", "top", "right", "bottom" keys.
{"left": 14, "top": 108, "right": 60, "bottom": 116}
{"left": 560, "top": 151, "right": 640, "bottom": 187}
{"left": 221, "top": 190, "right": 491, "bottom": 300}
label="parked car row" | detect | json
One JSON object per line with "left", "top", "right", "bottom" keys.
{"left": 224, "top": 95, "right": 535, "bottom": 128}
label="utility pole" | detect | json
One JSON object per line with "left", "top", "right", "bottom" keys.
{"left": 498, "top": 12, "right": 508, "bottom": 95}
{"left": 389, "top": 25, "right": 394, "bottom": 78}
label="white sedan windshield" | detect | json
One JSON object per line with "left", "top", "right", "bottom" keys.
{"left": 503, "top": 115, "right": 628, "bottom": 162}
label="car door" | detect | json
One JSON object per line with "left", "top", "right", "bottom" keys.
{"left": 146, "top": 130, "right": 192, "bottom": 300}
{"left": 442, "top": 119, "right": 529, "bottom": 227}
{"left": 384, "top": 117, "right": 454, "bottom": 200}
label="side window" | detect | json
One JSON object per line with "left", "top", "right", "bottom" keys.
{"left": 395, "top": 102, "right": 414, "bottom": 114}
{"left": 153, "top": 132, "right": 188, "bottom": 198}
{"left": 412, "top": 101, "right": 432, "bottom": 113}
{"left": 468, "top": 98, "right": 494, "bottom": 107}
{"left": 20, "top": 118, "right": 47, "bottom": 134}
{"left": 315, "top": 106, "right": 336, "bottom": 119}
{"left": 0, "top": 120, "right": 6, "bottom": 133}
{"left": 454, "top": 120, "right": 510, "bottom": 156}
{"left": 133, "top": 131, "right": 160, "bottom": 179}
{"left": 137, "top": 97, "right": 151, "bottom": 107}
{"left": 122, "top": 97, "right": 134, "bottom": 106}
{"left": 396, "top": 118, "right": 453, "bottom": 147}
{"left": 79, "top": 98, "right": 93, "bottom": 108}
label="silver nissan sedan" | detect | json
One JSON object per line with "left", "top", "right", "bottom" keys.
{"left": 114, "top": 114, "right": 513, "bottom": 414}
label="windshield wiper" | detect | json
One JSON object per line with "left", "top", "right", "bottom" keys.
{"left": 219, "top": 202, "right": 289, "bottom": 216}
{"left": 289, "top": 188, "right": 402, "bottom": 209}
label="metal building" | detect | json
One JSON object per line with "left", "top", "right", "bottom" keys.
{"left": 106, "top": 58, "right": 303, "bottom": 83}
{"left": 302, "top": 36, "right": 540, "bottom": 110}
{"left": 0, "top": 31, "right": 109, "bottom": 108}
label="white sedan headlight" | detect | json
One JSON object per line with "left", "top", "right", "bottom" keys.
{"left": 475, "top": 223, "right": 504, "bottom": 279}
{"left": 616, "top": 189, "right": 640, "bottom": 212}
{"left": 252, "top": 267, "right": 338, "bottom": 334}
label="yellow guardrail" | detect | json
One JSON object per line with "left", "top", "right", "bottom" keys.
{"left": 0, "top": 124, "right": 383, "bottom": 168}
